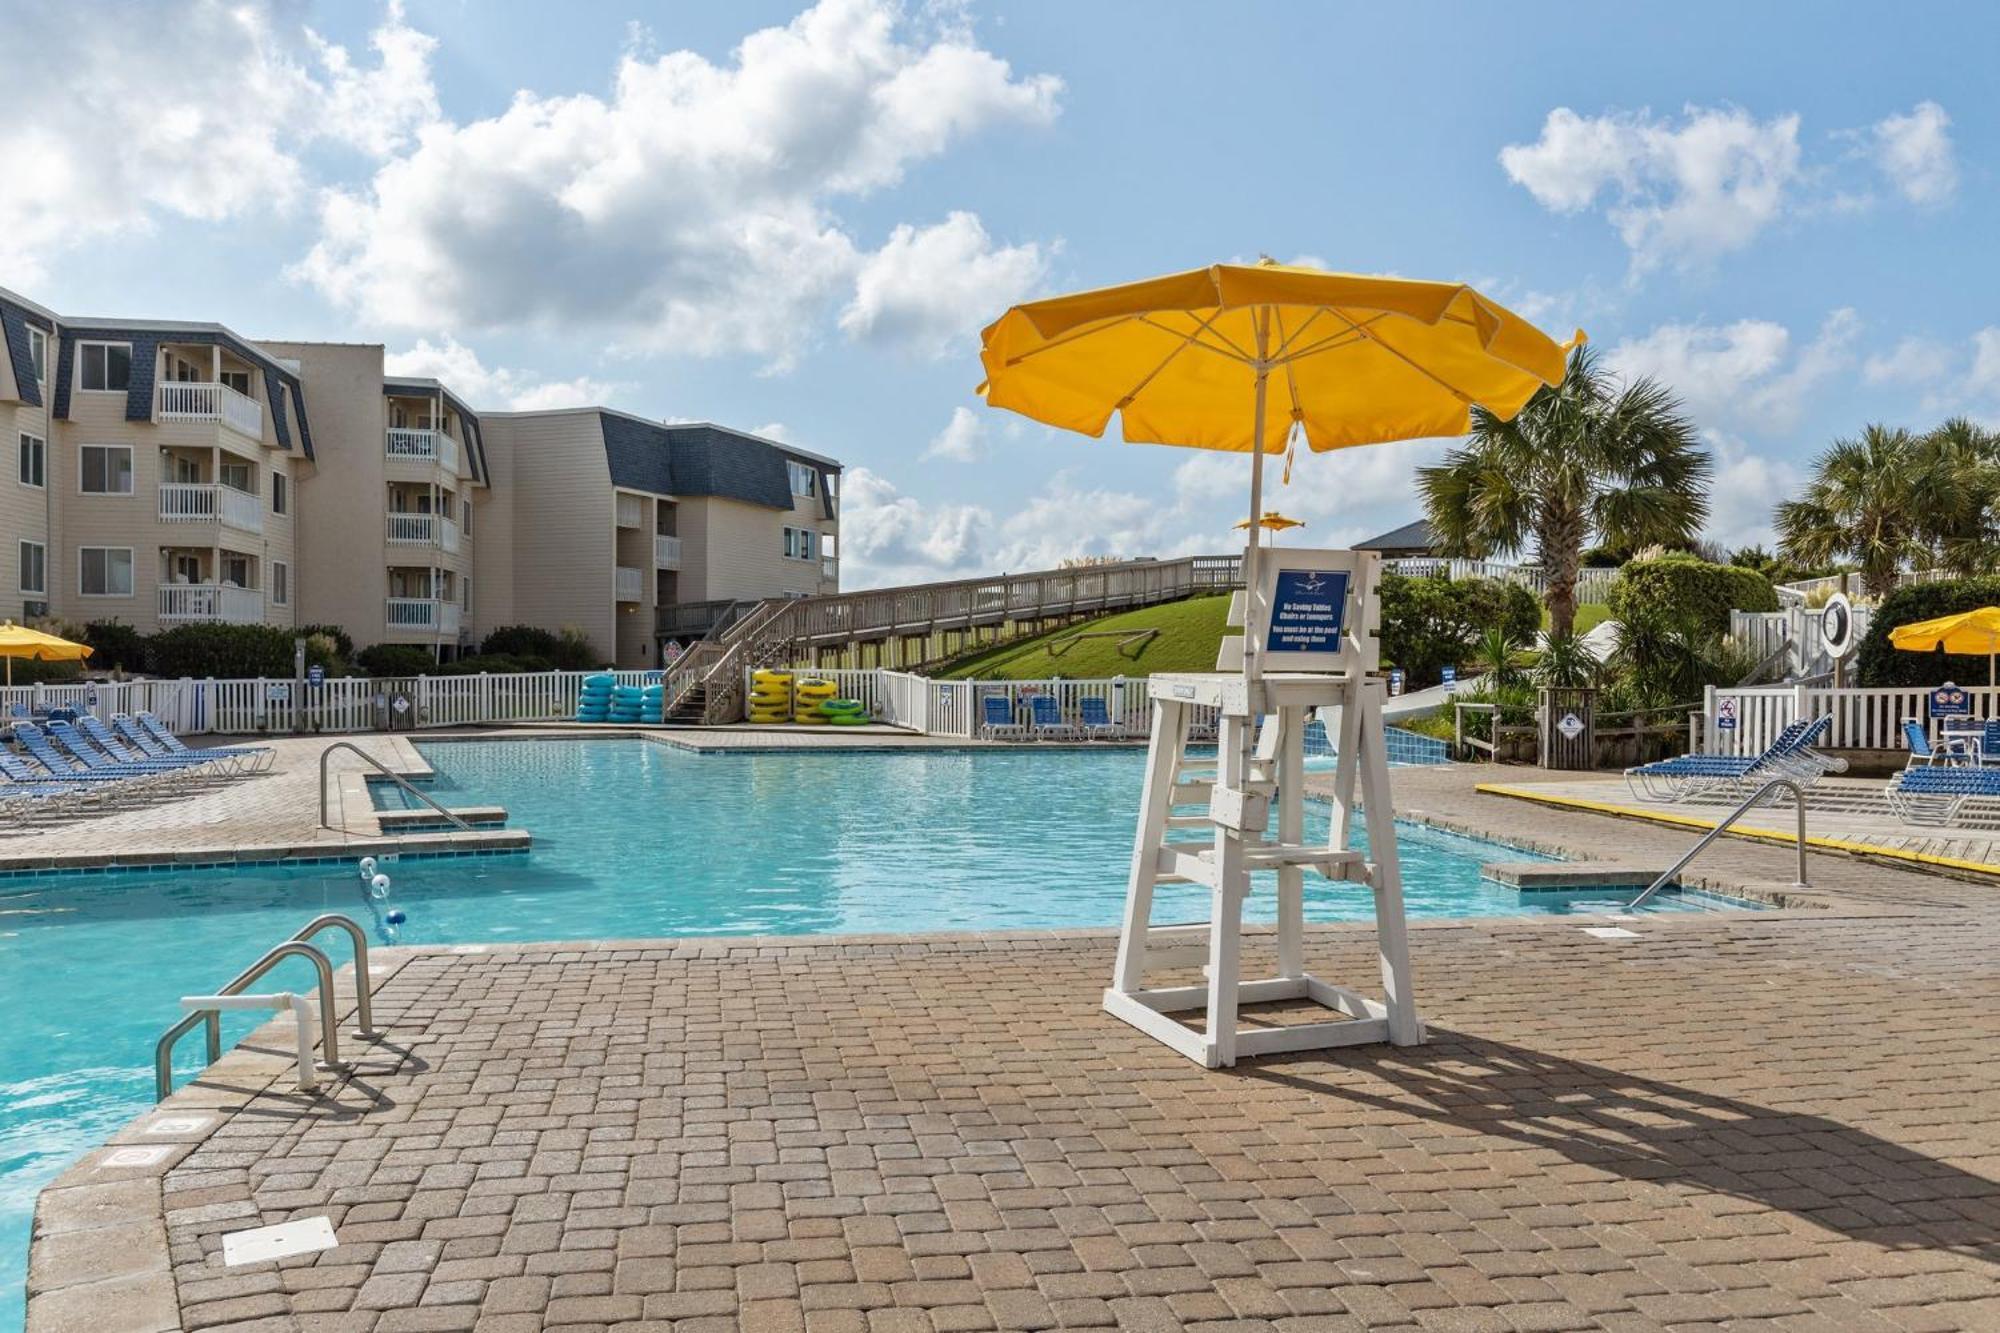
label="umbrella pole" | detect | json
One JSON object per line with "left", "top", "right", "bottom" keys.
{"left": 1242, "top": 311, "right": 1270, "bottom": 685}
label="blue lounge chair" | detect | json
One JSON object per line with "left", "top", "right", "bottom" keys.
{"left": 1885, "top": 764, "right": 2000, "bottom": 825}
{"left": 48, "top": 719, "right": 199, "bottom": 777}
{"left": 1625, "top": 717, "right": 1841, "bottom": 803}
{"left": 77, "top": 715, "right": 228, "bottom": 778}
{"left": 1029, "top": 695, "right": 1079, "bottom": 740}
{"left": 0, "top": 747, "right": 133, "bottom": 793}
{"left": 1903, "top": 719, "right": 1972, "bottom": 770}
{"left": 137, "top": 712, "right": 272, "bottom": 773}
{"left": 1078, "top": 697, "right": 1123, "bottom": 740}
{"left": 981, "top": 695, "right": 1026, "bottom": 741}
{"left": 19, "top": 722, "right": 176, "bottom": 790}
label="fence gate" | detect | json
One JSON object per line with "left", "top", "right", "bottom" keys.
{"left": 1539, "top": 687, "right": 1597, "bottom": 769}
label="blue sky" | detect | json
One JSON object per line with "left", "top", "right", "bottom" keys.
{"left": 6, "top": 1, "right": 1998, "bottom": 585}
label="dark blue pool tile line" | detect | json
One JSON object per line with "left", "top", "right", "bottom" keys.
{"left": 0, "top": 845, "right": 530, "bottom": 881}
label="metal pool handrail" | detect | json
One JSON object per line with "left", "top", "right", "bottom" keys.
{"left": 319, "top": 739, "right": 470, "bottom": 831}
{"left": 1627, "top": 776, "right": 1810, "bottom": 910}
{"left": 155, "top": 940, "right": 339, "bottom": 1101}
{"left": 293, "top": 913, "right": 379, "bottom": 1039}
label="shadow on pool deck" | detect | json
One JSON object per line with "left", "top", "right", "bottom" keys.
{"left": 1246, "top": 1032, "right": 2000, "bottom": 1266}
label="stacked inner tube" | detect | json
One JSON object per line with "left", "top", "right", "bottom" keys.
{"left": 793, "top": 677, "right": 836, "bottom": 724}
{"left": 749, "top": 670, "right": 793, "bottom": 724}
{"left": 575, "top": 673, "right": 615, "bottom": 723}
{"left": 821, "top": 698, "right": 869, "bottom": 726}
{"left": 608, "top": 682, "right": 645, "bottom": 724}
{"left": 639, "top": 681, "right": 665, "bottom": 724}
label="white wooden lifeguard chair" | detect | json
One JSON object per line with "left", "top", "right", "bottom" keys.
{"left": 1103, "top": 547, "right": 1424, "bottom": 1067}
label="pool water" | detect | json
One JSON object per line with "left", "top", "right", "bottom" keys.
{"left": 0, "top": 740, "right": 1739, "bottom": 1327}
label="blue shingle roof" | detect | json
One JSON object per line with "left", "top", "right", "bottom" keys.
{"left": 0, "top": 300, "right": 46, "bottom": 409}
{"left": 593, "top": 415, "right": 838, "bottom": 511}
{"left": 52, "top": 326, "right": 316, "bottom": 460}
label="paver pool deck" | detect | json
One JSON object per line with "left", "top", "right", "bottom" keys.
{"left": 23, "top": 759, "right": 2000, "bottom": 1332}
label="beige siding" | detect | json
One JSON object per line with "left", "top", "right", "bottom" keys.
{"left": 690, "top": 493, "right": 838, "bottom": 601}
{"left": 1, "top": 390, "right": 54, "bottom": 620}
{"left": 478, "top": 412, "right": 619, "bottom": 664}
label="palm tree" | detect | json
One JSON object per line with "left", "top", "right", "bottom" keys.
{"left": 1774, "top": 425, "right": 1926, "bottom": 598}
{"left": 1417, "top": 346, "right": 1711, "bottom": 638}
{"left": 1913, "top": 417, "right": 1999, "bottom": 577}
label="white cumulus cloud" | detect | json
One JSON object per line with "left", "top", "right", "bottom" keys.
{"left": 294, "top": 0, "right": 1061, "bottom": 371}
{"left": 0, "top": 0, "right": 438, "bottom": 284}
{"left": 1872, "top": 101, "right": 1958, "bottom": 207}
{"left": 384, "top": 337, "right": 617, "bottom": 411}
{"left": 1606, "top": 308, "right": 1859, "bottom": 434}
{"left": 841, "top": 212, "right": 1049, "bottom": 356}
{"left": 922, "top": 406, "right": 988, "bottom": 462}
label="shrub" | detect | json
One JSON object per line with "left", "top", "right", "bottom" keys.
{"left": 1379, "top": 574, "right": 1541, "bottom": 688}
{"left": 82, "top": 619, "right": 147, "bottom": 673}
{"left": 356, "top": 644, "right": 438, "bottom": 678}
{"left": 295, "top": 623, "right": 355, "bottom": 661}
{"left": 1607, "top": 553, "right": 1777, "bottom": 640}
{"left": 480, "top": 624, "right": 599, "bottom": 670}
{"left": 437, "top": 653, "right": 556, "bottom": 675}
{"left": 145, "top": 624, "right": 303, "bottom": 678}
{"left": 1854, "top": 575, "right": 2000, "bottom": 686}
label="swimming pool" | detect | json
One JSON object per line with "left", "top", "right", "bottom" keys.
{"left": 0, "top": 739, "right": 1741, "bottom": 1327}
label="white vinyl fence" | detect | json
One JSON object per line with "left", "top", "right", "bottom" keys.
{"left": 1704, "top": 682, "right": 2000, "bottom": 757}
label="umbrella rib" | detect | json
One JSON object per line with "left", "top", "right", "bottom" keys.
{"left": 1136, "top": 314, "right": 1257, "bottom": 364}
{"left": 1318, "top": 306, "right": 1480, "bottom": 404}
{"left": 1272, "top": 307, "right": 1329, "bottom": 358}
{"left": 1113, "top": 311, "right": 1244, "bottom": 414}
{"left": 1273, "top": 323, "right": 1379, "bottom": 365}
{"left": 1272, "top": 308, "right": 1306, "bottom": 428}
{"left": 1002, "top": 315, "right": 1144, "bottom": 367}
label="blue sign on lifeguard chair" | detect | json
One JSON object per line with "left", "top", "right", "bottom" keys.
{"left": 1930, "top": 682, "right": 1972, "bottom": 717}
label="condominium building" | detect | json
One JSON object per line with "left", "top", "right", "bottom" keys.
{"left": 0, "top": 284, "right": 841, "bottom": 668}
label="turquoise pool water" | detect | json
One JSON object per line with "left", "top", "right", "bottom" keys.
{"left": 0, "top": 739, "right": 1744, "bottom": 1327}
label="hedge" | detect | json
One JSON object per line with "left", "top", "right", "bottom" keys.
{"left": 1854, "top": 576, "right": 2000, "bottom": 686}
{"left": 1378, "top": 574, "right": 1540, "bottom": 687}
{"left": 1607, "top": 554, "right": 1777, "bottom": 639}
{"left": 146, "top": 624, "right": 317, "bottom": 678}
{"left": 354, "top": 644, "right": 438, "bottom": 678}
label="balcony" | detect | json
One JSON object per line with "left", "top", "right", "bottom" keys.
{"left": 616, "top": 494, "right": 644, "bottom": 528}
{"left": 615, "top": 565, "right": 643, "bottom": 602}
{"left": 159, "top": 583, "right": 263, "bottom": 625}
{"left": 386, "top": 513, "right": 459, "bottom": 549}
{"left": 385, "top": 428, "right": 460, "bottom": 474}
{"left": 386, "top": 598, "right": 461, "bottom": 635}
{"left": 156, "top": 382, "right": 262, "bottom": 440}
{"left": 159, "top": 482, "right": 263, "bottom": 534}
{"left": 654, "top": 533, "right": 681, "bottom": 569}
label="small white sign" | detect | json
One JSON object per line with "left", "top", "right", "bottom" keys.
{"left": 99, "top": 1145, "right": 171, "bottom": 1169}
{"left": 223, "top": 1216, "right": 339, "bottom": 1266}
{"left": 392, "top": 696, "right": 410, "bottom": 715}
{"left": 144, "top": 1115, "right": 213, "bottom": 1136}
{"left": 1716, "top": 698, "right": 1739, "bottom": 731}
{"left": 1557, "top": 712, "right": 1584, "bottom": 740}
{"left": 1580, "top": 926, "right": 1641, "bottom": 939}
{"left": 266, "top": 683, "right": 290, "bottom": 702}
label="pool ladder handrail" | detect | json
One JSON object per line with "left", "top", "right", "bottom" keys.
{"left": 1626, "top": 776, "right": 1810, "bottom": 910}
{"left": 154, "top": 914, "right": 381, "bottom": 1101}
{"left": 319, "top": 739, "right": 471, "bottom": 832}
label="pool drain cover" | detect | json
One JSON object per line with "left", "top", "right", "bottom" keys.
{"left": 1580, "top": 926, "right": 1641, "bottom": 939}
{"left": 223, "top": 1216, "right": 338, "bottom": 1266}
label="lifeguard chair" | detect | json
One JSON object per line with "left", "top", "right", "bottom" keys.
{"left": 1103, "top": 547, "right": 1423, "bottom": 1067}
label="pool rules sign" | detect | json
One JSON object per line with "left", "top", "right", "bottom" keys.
{"left": 1254, "top": 549, "right": 1365, "bottom": 673}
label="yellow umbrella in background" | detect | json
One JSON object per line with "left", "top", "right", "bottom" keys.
{"left": 0, "top": 621, "right": 92, "bottom": 687}
{"left": 1889, "top": 606, "right": 2000, "bottom": 686}
{"left": 980, "top": 258, "right": 1580, "bottom": 678}
{"left": 1233, "top": 512, "right": 1305, "bottom": 533}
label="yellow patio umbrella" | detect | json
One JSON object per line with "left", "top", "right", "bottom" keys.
{"left": 1888, "top": 606, "right": 2000, "bottom": 686}
{"left": 1233, "top": 512, "right": 1305, "bottom": 532}
{"left": 0, "top": 621, "right": 92, "bottom": 687}
{"left": 979, "top": 259, "right": 1580, "bottom": 678}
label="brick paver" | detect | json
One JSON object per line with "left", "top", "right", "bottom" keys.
{"left": 25, "top": 762, "right": 2000, "bottom": 1331}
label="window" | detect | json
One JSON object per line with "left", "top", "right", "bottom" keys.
{"left": 79, "top": 342, "right": 132, "bottom": 392}
{"left": 27, "top": 328, "right": 46, "bottom": 384}
{"left": 461, "top": 576, "right": 472, "bottom": 612}
{"left": 222, "top": 553, "right": 251, "bottom": 589}
{"left": 461, "top": 496, "right": 471, "bottom": 533}
{"left": 18, "top": 433, "right": 44, "bottom": 488}
{"left": 786, "top": 460, "right": 817, "bottom": 498}
{"left": 271, "top": 561, "right": 289, "bottom": 606}
{"left": 18, "top": 541, "right": 45, "bottom": 595}
{"left": 271, "top": 472, "right": 288, "bottom": 514}
{"left": 79, "top": 444, "right": 133, "bottom": 494}
{"left": 783, "top": 526, "right": 816, "bottom": 561}
{"left": 221, "top": 370, "right": 252, "bottom": 396}
{"left": 79, "top": 547, "right": 133, "bottom": 597}
{"left": 220, "top": 459, "right": 252, "bottom": 493}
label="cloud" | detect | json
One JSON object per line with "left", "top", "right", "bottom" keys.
{"left": 384, "top": 337, "right": 617, "bottom": 411}
{"left": 1702, "top": 430, "right": 1802, "bottom": 551}
{"left": 838, "top": 466, "right": 994, "bottom": 586}
{"left": 1500, "top": 105, "right": 1803, "bottom": 272}
{"left": 840, "top": 212, "right": 1049, "bottom": 356}
{"left": 294, "top": 0, "right": 1061, "bottom": 371}
{"left": 0, "top": 1, "right": 437, "bottom": 284}
{"left": 1872, "top": 101, "right": 1957, "bottom": 207}
{"left": 1605, "top": 308, "right": 1859, "bottom": 434}
{"left": 1864, "top": 335, "right": 1953, "bottom": 387}
{"left": 922, "top": 406, "right": 988, "bottom": 462}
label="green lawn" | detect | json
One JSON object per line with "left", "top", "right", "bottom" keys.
{"left": 937, "top": 594, "right": 1238, "bottom": 680}
{"left": 1541, "top": 601, "right": 1611, "bottom": 635}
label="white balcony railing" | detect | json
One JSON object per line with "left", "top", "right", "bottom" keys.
{"left": 158, "top": 482, "right": 263, "bottom": 533}
{"left": 156, "top": 382, "right": 262, "bottom": 440}
{"left": 385, "top": 429, "right": 460, "bottom": 474}
{"left": 615, "top": 565, "right": 643, "bottom": 601}
{"left": 386, "top": 513, "right": 436, "bottom": 544}
{"left": 654, "top": 534, "right": 681, "bottom": 569}
{"left": 615, "top": 494, "right": 644, "bottom": 528}
{"left": 159, "top": 583, "right": 263, "bottom": 625}
{"left": 386, "top": 598, "right": 461, "bottom": 634}
{"left": 439, "top": 519, "right": 460, "bottom": 554}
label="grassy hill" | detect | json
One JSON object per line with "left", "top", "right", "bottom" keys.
{"left": 938, "top": 594, "right": 1238, "bottom": 680}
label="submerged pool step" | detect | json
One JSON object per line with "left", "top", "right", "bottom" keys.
{"left": 376, "top": 804, "right": 509, "bottom": 832}
{"left": 1480, "top": 860, "right": 1668, "bottom": 891}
